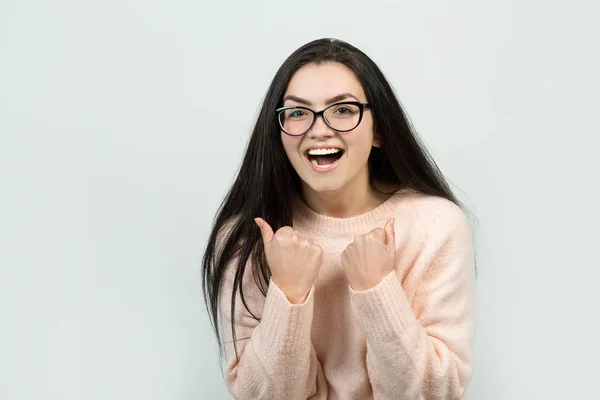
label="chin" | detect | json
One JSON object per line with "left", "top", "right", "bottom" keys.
{"left": 303, "top": 178, "right": 345, "bottom": 195}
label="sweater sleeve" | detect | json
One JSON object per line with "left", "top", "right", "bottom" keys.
{"left": 349, "top": 207, "right": 476, "bottom": 400}
{"left": 219, "top": 256, "right": 326, "bottom": 400}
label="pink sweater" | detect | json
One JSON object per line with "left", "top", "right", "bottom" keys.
{"left": 219, "top": 190, "right": 476, "bottom": 399}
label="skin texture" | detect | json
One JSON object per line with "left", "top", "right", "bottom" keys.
{"left": 255, "top": 218, "right": 323, "bottom": 304}
{"left": 279, "top": 62, "right": 384, "bottom": 219}
{"left": 340, "top": 218, "right": 395, "bottom": 291}
{"left": 256, "top": 62, "right": 397, "bottom": 303}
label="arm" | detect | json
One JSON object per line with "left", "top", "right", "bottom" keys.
{"left": 219, "top": 259, "right": 326, "bottom": 400}
{"left": 349, "top": 209, "right": 475, "bottom": 399}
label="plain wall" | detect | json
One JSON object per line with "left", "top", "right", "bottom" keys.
{"left": 1, "top": 0, "right": 599, "bottom": 399}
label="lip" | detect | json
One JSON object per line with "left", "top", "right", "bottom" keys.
{"left": 304, "top": 150, "right": 344, "bottom": 173}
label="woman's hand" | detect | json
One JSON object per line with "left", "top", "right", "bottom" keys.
{"left": 255, "top": 218, "right": 323, "bottom": 304}
{"left": 341, "top": 218, "right": 396, "bottom": 291}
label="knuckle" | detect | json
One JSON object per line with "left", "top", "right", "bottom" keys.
{"left": 276, "top": 226, "right": 293, "bottom": 236}
{"left": 340, "top": 251, "right": 349, "bottom": 263}
{"left": 367, "top": 229, "right": 384, "bottom": 241}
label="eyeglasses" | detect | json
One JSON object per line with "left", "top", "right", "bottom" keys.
{"left": 275, "top": 101, "right": 371, "bottom": 136}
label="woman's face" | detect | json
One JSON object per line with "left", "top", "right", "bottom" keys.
{"left": 280, "top": 62, "right": 378, "bottom": 195}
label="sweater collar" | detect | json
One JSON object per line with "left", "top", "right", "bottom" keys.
{"left": 292, "top": 187, "right": 417, "bottom": 236}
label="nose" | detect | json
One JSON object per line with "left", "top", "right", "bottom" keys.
{"left": 306, "top": 113, "right": 334, "bottom": 140}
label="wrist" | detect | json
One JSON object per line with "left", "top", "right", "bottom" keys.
{"left": 349, "top": 275, "right": 384, "bottom": 292}
{"left": 286, "top": 292, "right": 309, "bottom": 304}
{"left": 270, "top": 278, "right": 311, "bottom": 304}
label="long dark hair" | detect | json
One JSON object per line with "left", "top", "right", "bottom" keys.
{"left": 202, "top": 38, "right": 465, "bottom": 360}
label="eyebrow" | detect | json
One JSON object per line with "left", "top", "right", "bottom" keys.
{"left": 282, "top": 92, "right": 361, "bottom": 106}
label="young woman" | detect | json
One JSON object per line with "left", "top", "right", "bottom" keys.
{"left": 202, "top": 38, "right": 476, "bottom": 400}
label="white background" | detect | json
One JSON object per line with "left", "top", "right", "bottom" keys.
{"left": 1, "top": 0, "right": 599, "bottom": 399}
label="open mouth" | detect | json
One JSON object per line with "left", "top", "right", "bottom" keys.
{"left": 305, "top": 148, "right": 344, "bottom": 167}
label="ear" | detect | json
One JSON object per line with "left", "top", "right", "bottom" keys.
{"left": 372, "top": 134, "right": 382, "bottom": 148}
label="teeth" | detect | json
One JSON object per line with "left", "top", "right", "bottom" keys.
{"left": 307, "top": 148, "right": 342, "bottom": 156}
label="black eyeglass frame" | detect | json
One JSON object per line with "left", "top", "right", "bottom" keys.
{"left": 275, "top": 101, "right": 371, "bottom": 136}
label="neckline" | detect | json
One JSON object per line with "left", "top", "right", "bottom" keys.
{"left": 292, "top": 187, "right": 417, "bottom": 235}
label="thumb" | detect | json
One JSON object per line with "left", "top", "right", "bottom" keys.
{"left": 385, "top": 217, "right": 396, "bottom": 255}
{"left": 254, "top": 218, "right": 274, "bottom": 244}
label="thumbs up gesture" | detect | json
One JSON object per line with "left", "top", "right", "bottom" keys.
{"left": 341, "top": 218, "right": 396, "bottom": 291}
{"left": 254, "top": 218, "right": 324, "bottom": 304}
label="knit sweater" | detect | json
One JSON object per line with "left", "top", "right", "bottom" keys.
{"left": 218, "top": 189, "right": 476, "bottom": 400}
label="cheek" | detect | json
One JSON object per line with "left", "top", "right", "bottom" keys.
{"left": 346, "top": 127, "right": 375, "bottom": 160}
{"left": 280, "top": 133, "right": 303, "bottom": 163}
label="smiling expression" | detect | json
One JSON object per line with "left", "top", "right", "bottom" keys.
{"left": 280, "top": 62, "right": 379, "bottom": 195}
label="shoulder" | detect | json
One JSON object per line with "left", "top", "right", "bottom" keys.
{"left": 407, "top": 192, "right": 468, "bottom": 226}
{"left": 215, "top": 214, "right": 243, "bottom": 252}
{"left": 391, "top": 190, "right": 473, "bottom": 244}
{"left": 388, "top": 192, "right": 475, "bottom": 282}
{"left": 213, "top": 214, "right": 247, "bottom": 286}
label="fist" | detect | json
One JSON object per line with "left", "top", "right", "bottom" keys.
{"left": 341, "top": 218, "right": 396, "bottom": 291}
{"left": 255, "top": 218, "right": 323, "bottom": 304}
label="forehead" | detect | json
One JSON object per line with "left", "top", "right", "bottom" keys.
{"left": 284, "top": 62, "right": 366, "bottom": 104}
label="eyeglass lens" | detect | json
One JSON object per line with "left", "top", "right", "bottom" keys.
{"left": 278, "top": 103, "right": 361, "bottom": 135}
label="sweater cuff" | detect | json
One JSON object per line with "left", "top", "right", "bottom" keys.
{"left": 349, "top": 270, "right": 416, "bottom": 340}
{"left": 254, "top": 279, "right": 315, "bottom": 363}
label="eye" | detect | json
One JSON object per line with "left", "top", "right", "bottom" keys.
{"left": 333, "top": 105, "right": 357, "bottom": 116}
{"left": 290, "top": 110, "right": 305, "bottom": 118}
